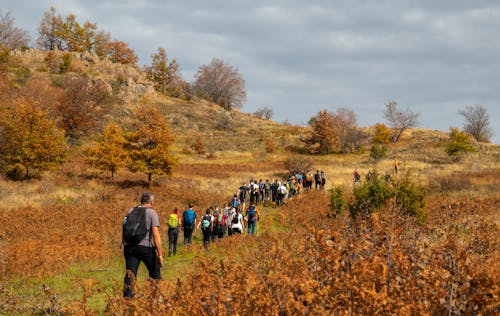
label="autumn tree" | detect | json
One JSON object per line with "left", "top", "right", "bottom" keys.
{"left": 126, "top": 104, "right": 176, "bottom": 185}
{"left": 383, "top": 100, "right": 419, "bottom": 143}
{"left": 36, "top": 7, "right": 64, "bottom": 50}
{"left": 193, "top": 58, "right": 246, "bottom": 110}
{"left": 0, "top": 11, "right": 30, "bottom": 50}
{"left": 146, "top": 47, "right": 183, "bottom": 96}
{"left": 332, "top": 108, "right": 364, "bottom": 153}
{"left": 56, "top": 76, "right": 111, "bottom": 141}
{"left": 372, "top": 123, "right": 391, "bottom": 144}
{"left": 85, "top": 122, "right": 129, "bottom": 178}
{"left": 304, "top": 109, "right": 339, "bottom": 154}
{"left": 0, "top": 98, "right": 67, "bottom": 180}
{"left": 459, "top": 104, "right": 493, "bottom": 142}
{"left": 100, "top": 40, "right": 138, "bottom": 64}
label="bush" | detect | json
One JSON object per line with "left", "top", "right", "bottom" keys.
{"left": 349, "top": 170, "right": 392, "bottom": 218}
{"left": 265, "top": 138, "right": 276, "bottom": 153}
{"left": 369, "top": 143, "right": 387, "bottom": 162}
{"left": 284, "top": 156, "right": 313, "bottom": 176}
{"left": 329, "top": 185, "right": 344, "bottom": 217}
{"left": 446, "top": 127, "right": 476, "bottom": 156}
{"left": 395, "top": 172, "right": 427, "bottom": 223}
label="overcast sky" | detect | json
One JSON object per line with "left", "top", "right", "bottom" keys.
{"left": 2, "top": 0, "right": 499, "bottom": 142}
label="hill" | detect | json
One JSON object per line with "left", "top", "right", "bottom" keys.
{"left": 0, "top": 48, "right": 499, "bottom": 314}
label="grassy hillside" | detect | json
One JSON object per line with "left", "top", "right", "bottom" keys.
{"left": 0, "top": 49, "right": 499, "bottom": 314}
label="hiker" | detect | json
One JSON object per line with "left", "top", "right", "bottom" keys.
{"left": 250, "top": 181, "right": 260, "bottom": 205}
{"left": 277, "top": 181, "right": 287, "bottom": 206}
{"left": 231, "top": 194, "right": 240, "bottom": 211}
{"left": 353, "top": 170, "right": 361, "bottom": 185}
{"left": 314, "top": 170, "right": 321, "bottom": 190}
{"left": 264, "top": 179, "right": 271, "bottom": 201}
{"left": 393, "top": 156, "right": 399, "bottom": 174}
{"left": 238, "top": 183, "right": 249, "bottom": 213}
{"left": 230, "top": 208, "right": 244, "bottom": 235}
{"left": 259, "top": 179, "right": 265, "bottom": 203}
{"left": 197, "top": 209, "right": 213, "bottom": 250}
{"left": 366, "top": 170, "right": 373, "bottom": 182}
{"left": 245, "top": 204, "right": 260, "bottom": 235}
{"left": 304, "top": 170, "right": 313, "bottom": 190}
{"left": 122, "top": 192, "right": 163, "bottom": 298}
{"left": 271, "top": 179, "right": 279, "bottom": 203}
{"left": 214, "top": 206, "right": 227, "bottom": 239}
{"left": 167, "top": 208, "right": 180, "bottom": 256}
{"left": 182, "top": 204, "right": 197, "bottom": 246}
{"left": 320, "top": 171, "right": 326, "bottom": 189}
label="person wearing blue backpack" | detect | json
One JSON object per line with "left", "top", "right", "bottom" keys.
{"left": 245, "top": 204, "right": 260, "bottom": 235}
{"left": 182, "top": 204, "right": 197, "bottom": 246}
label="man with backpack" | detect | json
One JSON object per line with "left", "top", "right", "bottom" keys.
{"left": 314, "top": 170, "right": 322, "bottom": 190}
{"left": 122, "top": 192, "right": 163, "bottom": 298}
{"left": 197, "top": 209, "right": 213, "bottom": 250}
{"left": 245, "top": 204, "right": 260, "bottom": 235}
{"left": 182, "top": 204, "right": 197, "bottom": 246}
{"left": 230, "top": 208, "right": 244, "bottom": 235}
{"left": 167, "top": 208, "right": 180, "bottom": 256}
{"left": 214, "top": 207, "right": 227, "bottom": 239}
{"left": 239, "top": 183, "right": 249, "bottom": 213}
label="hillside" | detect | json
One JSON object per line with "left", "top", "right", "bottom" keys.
{"left": 0, "top": 49, "right": 499, "bottom": 315}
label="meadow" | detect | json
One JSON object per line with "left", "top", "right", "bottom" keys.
{"left": 0, "top": 133, "right": 498, "bottom": 315}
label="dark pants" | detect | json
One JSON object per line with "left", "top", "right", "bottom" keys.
{"left": 247, "top": 221, "right": 256, "bottom": 234}
{"left": 168, "top": 227, "right": 178, "bottom": 255}
{"left": 123, "top": 245, "right": 161, "bottom": 298}
{"left": 202, "top": 228, "right": 211, "bottom": 250}
{"left": 183, "top": 225, "right": 194, "bottom": 246}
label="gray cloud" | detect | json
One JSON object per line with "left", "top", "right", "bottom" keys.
{"left": 2, "top": 0, "right": 499, "bottom": 142}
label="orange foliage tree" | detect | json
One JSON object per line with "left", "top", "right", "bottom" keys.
{"left": 146, "top": 47, "right": 183, "bottom": 97}
{"left": 0, "top": 97, "right": 67, "bottom": 180}
{"left": 85, "top": 122, "right": 129, "bottom": 178}
{"left": 304, "top": 109, "right": 339, "bottom": 154}
{"left": 373, "top": 123, "right": 391, "bottom": 144}
{"left": 126, "top": 104, "right": 176, "bottom": 185}
{"left": 100, "top": 40, "right": 138, "bottom": 65}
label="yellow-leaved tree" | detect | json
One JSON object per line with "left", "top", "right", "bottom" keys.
{"left": 0, "top": 97, "right": 67, "bottom": 180}
{"left": 126, "top": 104, "right": 176, "bottom": 185}
{"left": 85, "top": 122, "right": 129, "bottom": 178}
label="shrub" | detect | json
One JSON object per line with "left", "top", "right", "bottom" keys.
{"left": 329, "top": 185, "right": 344, "bottom": 217}
{"left": 265, "top": 138, "right": 276, "bottom": 153}
{"left": 349, "top": 170, "right": 392, "bottom": 218}
{"left": 446, "top": 127, "right": 476, "bottom": 156}
{"left": 369, "top": 143, "right": 387, "bottom": 162}
{"left": 373, "top": 123, "right": 391, "bottom": 144}
{"left": 395, "top": 172, "right": 427, "bottom": 223}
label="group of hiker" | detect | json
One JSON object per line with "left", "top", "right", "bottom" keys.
{"left": 120, "top": 169, "right": 328, "bottom": 298}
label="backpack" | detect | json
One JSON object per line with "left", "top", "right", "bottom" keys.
{"left": 231, "top": 213, "right": 239, "bottom": 224}
{"left": 279, "top": 186, "right": 287, "bottom": 195}
{"left": 167, "top": 214, "right": 178, "bottom": 228}
{"left": 264, "top": 182, "right": 271, "bottom": 190}
{"left": 305, "top": 173, "right": 312, "bottom": 181}
{"left": 122, "top": 207, "right": 148, "bottom": 245}
{"left": 201, "top": 214, "right": 211, "bottom": 230}
{"left": 217, "top": 212, "right": 224, "bottom": 225}
{"left": 247, "top": 206, "right": 257, "bottom": 223}
{"left": 183, "top": 209, "right": 196, "bottom": 226}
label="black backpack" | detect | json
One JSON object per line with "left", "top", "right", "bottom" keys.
{"left": 231, "top": 213, "right": 239, "bottom": 224}
{"left": 122, "top": 207, "right": 148, "bottom": 245}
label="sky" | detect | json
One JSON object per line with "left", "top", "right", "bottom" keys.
{"left": 2, "top": 0, "right": 499, "bottom": 142}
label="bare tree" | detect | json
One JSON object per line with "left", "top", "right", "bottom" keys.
{"left": 0, "top": 11, "right": 30, "bottom": 50}
{"left": 459, "top": 104, "right": 493, "bottom": 142}
{"left": 254, "top": 107, "right": 273, "bottom": 120}
{"left": 193, "top": 58, "right": 246, "bottom": 111}
{"left": 383, "top": 100, "right": 419, "bottom": 143}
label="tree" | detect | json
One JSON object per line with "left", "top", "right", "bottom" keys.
{"left": 459, "top": 105, "right": 493, "bottom": 142}
{"left": 254, "top": 107, "right": 273, "bottom": 120}
{"left": 193, "top": 58, "right": 246, "bottom": 110}
{"left": 372, "top": 123, "right": 391, "bottom": 144}
{"left": 146, "top": 47, "right": 183, "bottom": 96}
{"left": 85, "top": 123, "right": 129, "bottom": 178}
{"left": 0, "top": 11, "right": 30, "bottom": 50}
{"left": 383, "top": 100, "right": 419, "bottom": 143}
{"left": 0, "top": 98, "right": 67, "bottom": 180}
{"left": 332, "top": 108, "right": 363, "bottom": 153}
{"left": 100, "top": 40, "right": 138, "bottom": 65}
{"left": 126, "top": 104, "right": 176, "bottom": 185}
{"left": 446, "top": 127, "right": 476, "bottom": 156}
{"left": 36, "top": 6, "right": 64, "bottom": 50}
{"left": 56, "top": 77, "right": 111, "bottom": 141}
{"left": 304, "top": 109, "right": 339, "bottom": 154}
